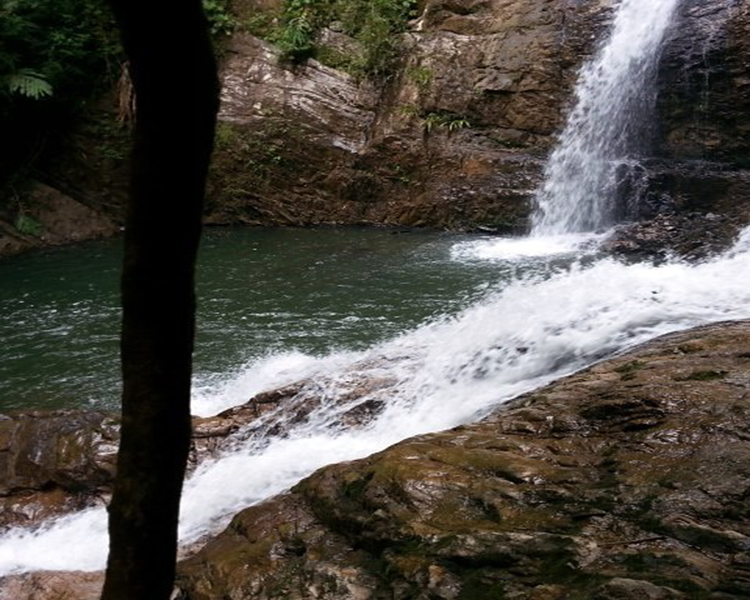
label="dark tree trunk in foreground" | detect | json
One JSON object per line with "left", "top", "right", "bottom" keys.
{"left": 101, "top": 2, "right": 219, "bottom": 599}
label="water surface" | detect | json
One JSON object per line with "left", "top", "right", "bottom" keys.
{"left": 0, "top": 227, "right": 558, "bottom": 413}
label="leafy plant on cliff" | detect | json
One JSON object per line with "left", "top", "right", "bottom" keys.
{"left": 202, "top": 0, "right": 236, "bottom": 36}
{"left": 272, "top": 0, "right": 417, "bottom": 79}
{"left": 0, "top": 0, "right": 120, "bottom": 102}
{"left": 14, "top": 213, "right": 42, "bottom": 236}
{"left": 274, "top": 7, "right": 318, "bottom": 62}
{"left": 423, "top": 112, "right": 471, "bottom": 133}
{"left": 407, "top": 64, "right": 433, "bottom": 94}
{"left": 1, "top": 69, "right": 52, "bottom": 99}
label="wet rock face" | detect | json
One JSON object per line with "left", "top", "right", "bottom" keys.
{"left": 177, "top": 321, "right": 750, "bottom": 599}
{"left": 602, "top": 211, "right": 736, "bottom": 260}
{"left": 0, "top": 411, "right": 118, "bottom": 529}
{"left": 605, "top": 158, "right": 750, "bottom": 258}
{"left": 658, "top": 0, "right": 750, "bottom": 167}
{"left": 0, "top": 392, "right": 299, "bottom": 530}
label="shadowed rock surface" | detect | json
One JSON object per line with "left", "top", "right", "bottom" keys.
{"left": 0, "top": 182, "right": 119, "bottom": 258}
{"left": 175, "top": 320, "right": 750, "bottom": 599}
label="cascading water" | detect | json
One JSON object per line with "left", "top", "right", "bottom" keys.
{"left": 532, "top": 0, "right": 682, "bottom": 235}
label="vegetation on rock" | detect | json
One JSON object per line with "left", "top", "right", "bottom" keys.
{"left": 249, "top": 0, "right": 418, "bottom": 79}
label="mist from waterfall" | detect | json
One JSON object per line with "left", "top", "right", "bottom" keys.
{"left": 532, "top": 0, "right": 682, "bottom": 235}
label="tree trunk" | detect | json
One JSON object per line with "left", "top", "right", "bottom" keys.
{"left": 101, "top": 2, "right": 219, "bottom": 599}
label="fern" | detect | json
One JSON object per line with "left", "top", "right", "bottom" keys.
{"left": 3, "top": 69, "right": 53, "bottom": 99}
{"left": 15, "top": 214, "right": 43, "bottom": 236}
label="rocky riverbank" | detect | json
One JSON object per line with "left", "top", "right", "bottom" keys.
{"left": 2, "top": 320, "right": 750, "bottom": 598}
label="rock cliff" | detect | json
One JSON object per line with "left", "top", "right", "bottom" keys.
{"left": 205, "top": 0, "right": 750, "bottom": 246}
{"left": 205, "top": 0, "right": 613, "bottom": 232}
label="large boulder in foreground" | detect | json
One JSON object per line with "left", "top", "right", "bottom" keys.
{"left": 176, "top": 320, "right": 750, "bottom": 599}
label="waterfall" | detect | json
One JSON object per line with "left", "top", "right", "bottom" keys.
{"left": 532, "top": 0, "right": 682, "bottom": 235}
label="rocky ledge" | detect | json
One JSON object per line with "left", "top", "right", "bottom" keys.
{"left": 2, "top": 320, "right": 750, "bottom": 599}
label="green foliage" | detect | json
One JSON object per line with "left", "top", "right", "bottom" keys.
{"left": 315, "top": 44, "right": 370, "bottom": 76}
{"left": 14, "top": 213, "right": 42, "bottom": 236}
{"left": 271, "top": 0, "right": 417, "bottom": 79}
{"left": 398, "top": 106, "right": 472, "bottom": 134}
{"left": 407, "top": 65, "right": 433, "bottom": 93}
{"left": 0, "top": 0, "right": 120, "bottom": 102}
{"left": 337, "top": 0, "right": 416, "bottom": 79}
{"left": 241, "top": 12, "right": 278, "bottom": 39}
{"left": 423, "top": 112, "right": 471, "bottom": 133}
{"left": 274, "top": 8, "right": 318, "bottom": 62}
{"left": 214, "top": 121, "right": 240, "bottom": 150}
{"left": 202, "top": 0, "right": 236, "bottom": 36}
{"left": 0, "top": 0, "right": 122, "bottom": 186}
{"left": 2, "top": 68, "right": 52, "bottom": 99}
{"left": 398, "top": 103, "right": 420, "bottom": 118}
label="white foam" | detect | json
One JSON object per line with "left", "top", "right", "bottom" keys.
{"left": 452, "top": 232, "right": 605, "bottom": 261}
{"left": 191, "top": 350, "right": 361, "bottom": 417}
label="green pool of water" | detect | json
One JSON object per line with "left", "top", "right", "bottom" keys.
{"left": 0, "top": 227, "right": 520, "bottom": 413}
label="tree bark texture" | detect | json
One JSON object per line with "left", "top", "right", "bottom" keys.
{"left": 101, "top": 2, "right": 219, "bottom": 599}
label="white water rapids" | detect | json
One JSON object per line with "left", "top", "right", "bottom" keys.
{"left": 4, "top": 0, "right": 748, "bottom": 579}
